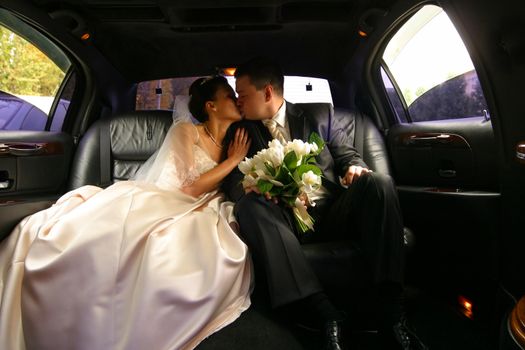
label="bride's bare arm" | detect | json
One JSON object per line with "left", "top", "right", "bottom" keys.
{"left": 181, "top": 128, "right": 250, "bottom": 197}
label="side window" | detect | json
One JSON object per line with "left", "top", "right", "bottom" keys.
{"left": 0, "top": 10, "right": 72, "bottom": 131}
{"left": 381, "top": 5, "right": 489, "bottom": 123}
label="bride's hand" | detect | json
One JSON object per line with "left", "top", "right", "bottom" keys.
{"left": 228, "top": 128, "right": 251, "bottom": 163}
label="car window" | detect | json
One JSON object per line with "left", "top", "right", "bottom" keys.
{"left": 136, "top": 76, "right": 333, "bottom": 111}
{"left": 380, "top": 5, "right": 489, "bottom": 123}
{"left": 0, "top": 9, "right": 72, "bottom": 131}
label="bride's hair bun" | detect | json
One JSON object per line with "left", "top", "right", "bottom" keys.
{"left": 189, "top": 76, "right": 229, "bottom": 122}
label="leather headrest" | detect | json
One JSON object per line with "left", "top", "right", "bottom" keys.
{"left": 110, "top": 110, "right": 173, "bottom": 160}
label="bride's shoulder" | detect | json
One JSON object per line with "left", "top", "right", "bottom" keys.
{"left": 174, "top": 122, "right": 200, "bottom": 142}
{"left": 176, "top": 121, "right": 196, "bottom": 129}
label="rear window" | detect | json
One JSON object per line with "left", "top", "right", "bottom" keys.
{"left": 136, "top": 76, "right": 333, "bottom": 111}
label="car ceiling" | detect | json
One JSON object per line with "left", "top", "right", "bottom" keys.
{"left": 23, "top": 0, "right": 398, "bottom": 82}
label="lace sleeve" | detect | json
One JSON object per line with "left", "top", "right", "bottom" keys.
{"left": 133, "top": 122, "right": 200, "bottom": 190}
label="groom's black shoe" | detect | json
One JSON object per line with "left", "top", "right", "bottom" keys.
{"left": 323, "top": 320, "right": 344, "bottom": 350}
{"left": 380, "top": 316, "right": 428, "bottom": 350}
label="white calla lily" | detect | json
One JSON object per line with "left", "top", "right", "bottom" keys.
{"left": 238, "top": 157, "right": 254, "bottom": 174}
{"left": 242, "top": 174, "right": 257, "bottom": 188}
{"left": 239, "top": 132, "right": 324, "bottom": 233}
{"left": 301, "top": 170, "right": 321, "bottom": 193}
{"left": 293, "top": 197, "right": 314, "bottom": 232}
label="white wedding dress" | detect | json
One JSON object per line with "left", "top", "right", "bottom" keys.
{"left": 0, "top": 123, "right": 252, "bottom": 350}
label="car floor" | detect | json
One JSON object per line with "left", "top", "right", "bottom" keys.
{"left": 197, "top": 287, "right": 497, "bottom": 350}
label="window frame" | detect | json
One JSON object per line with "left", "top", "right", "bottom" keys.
{"left": 45, "top": 67, "right": 77, "bottom": 131}
{"left": 379, "top": 60, "right": 411, "bottom": 123}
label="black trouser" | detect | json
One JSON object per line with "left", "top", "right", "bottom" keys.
{"left": 234, "top": 172, "right": 405, "bottom": 308}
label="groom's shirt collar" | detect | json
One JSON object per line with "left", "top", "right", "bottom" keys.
{"left": 272, "top": 100, "right": 287, "bottom": 128}
{"left": 269, "top": 100, "right": 290, "bottom": 141}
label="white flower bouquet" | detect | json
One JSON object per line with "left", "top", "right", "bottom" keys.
{"left": 238, "top": 132, "right": 325, "bottom": 233}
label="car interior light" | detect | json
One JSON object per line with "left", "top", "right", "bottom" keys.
{"left": 458, "top": 295, "right": 474, "bottom": 319}
{"left": 358, "top": 8, "right": 388, "bottom": 37}
{"left": 222, "top": 67, "right": 237, "bottom": 76}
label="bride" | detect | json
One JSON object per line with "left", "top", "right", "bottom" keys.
{"left": 0, "top": 76, "right": 252, "bottom": 350}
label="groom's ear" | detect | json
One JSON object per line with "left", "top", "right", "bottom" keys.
{"left": 264, "top": 84, "right": 274, "bottom": 102}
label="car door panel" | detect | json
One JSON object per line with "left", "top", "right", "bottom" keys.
{"left": 367, "top": 4, "right": 505, "bottom": 328}
{"left": 388, "top": 117, "right": 497, "bottom": 190}
{"left": 0, "top": 131, "right": 73, "bottom": 239}
{"left": 0, "top": 198, "right": 57, "bottom": 240}
{"left": 386, "top": 117, "right": 500, "bottom": 322}
{"left": 398, "top": 183, "right": 500, "bottom": 314}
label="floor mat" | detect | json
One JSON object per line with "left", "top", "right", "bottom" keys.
{"left": 197, "top": 290, "right": 497, "bottom": 349}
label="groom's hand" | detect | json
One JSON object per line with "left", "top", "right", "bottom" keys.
{"left": 341, "top": 165, "right": 372, "bottom": 186}
{"left": 245, "top": 186, "right": 279, "bottom": 204}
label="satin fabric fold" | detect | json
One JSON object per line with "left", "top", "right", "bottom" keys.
{"left": 0, "top": 182, "right": 252, "bottom": 350}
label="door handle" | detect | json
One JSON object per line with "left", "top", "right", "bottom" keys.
{"left": 0, "top": 143, "right": 44, "bottom": 156}
{"left": 407, "top": 134, "right": 451, "bottom": 145}
{"left": 517, "top": 142, "right": 525, "bottom": 163}
{"left": 438, "top": 169, "right": 457, "bottom": 178}
{"left": 0, "top": 144, "right": 9, "bottom": 155}
{"left": 8, "top": 144, "right": 44, "bottom": 156}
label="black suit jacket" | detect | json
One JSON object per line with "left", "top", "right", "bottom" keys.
{"left": 221, "top": 102, "right": 367, "bottom": 202}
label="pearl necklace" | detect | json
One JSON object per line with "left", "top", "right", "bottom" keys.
{"left": 203, "top": 123, "right": 223, "bottom": 149}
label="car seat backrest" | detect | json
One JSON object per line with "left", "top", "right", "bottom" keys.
{"left": 68, "top": 110, "right": 173, "bottom": 190}
{"left": 354, "top": 111, "right": 391, "bottom": 175}
{"left": 333, "top": 107, "right": 391, "bottom": 175}
{"left": 68, "top": 106, "right": 391, "bottom": 190}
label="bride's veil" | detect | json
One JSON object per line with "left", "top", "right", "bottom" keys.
{"left": 132, "top": 95, "right": 199, "bottom": 188}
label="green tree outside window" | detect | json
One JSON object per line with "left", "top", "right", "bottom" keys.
{"left": 0, "top": 25, "right": 64, "bottom": 110}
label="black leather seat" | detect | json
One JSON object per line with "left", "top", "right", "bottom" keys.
{"left": 68, "top": 106, "right": 402, "bottom": 305}
{"left": 68, "top": 110, "right": 173, "bottom": 189}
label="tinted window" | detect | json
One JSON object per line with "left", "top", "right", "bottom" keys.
{"left": 381, "top": 5, "right": 489, "bottom": 122}
{"left": 408, "top": 70, "right": 488, "bottom": 122}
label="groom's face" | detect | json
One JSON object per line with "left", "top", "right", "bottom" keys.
{"left": 235, "top": 75, "right": 270, "bottom": 121}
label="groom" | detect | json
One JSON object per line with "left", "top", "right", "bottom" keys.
{"left": 222, "top": 57, "right": 426, "bottom": 350}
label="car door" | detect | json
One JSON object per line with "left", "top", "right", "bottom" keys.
{"left": 0, "top": 7, "right": 76, "bottom": 240}
{"left": 366, "top": 4, "right": 501, "bottom": 325}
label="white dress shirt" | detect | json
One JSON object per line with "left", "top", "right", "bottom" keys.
{"left": 270, "top": 101, "right": 291, "bottom": 141}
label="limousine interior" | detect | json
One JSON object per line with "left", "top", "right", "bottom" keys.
{"left": 1, "top": 0, "right": 524, "bottom": 349}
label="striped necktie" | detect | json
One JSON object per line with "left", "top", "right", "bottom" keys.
{"left": 263, "top": 119, "right": 287, "bottom": 144}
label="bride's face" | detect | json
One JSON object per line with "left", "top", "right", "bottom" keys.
{"left": 211, "top": 86, "right": 242, "bottom": 122}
